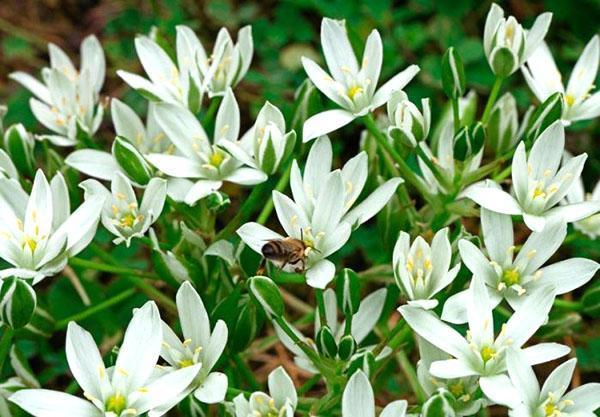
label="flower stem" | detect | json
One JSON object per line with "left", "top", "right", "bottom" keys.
{"left": 231, "top": 352, "right": 261, "bottom": 390}
{"left": 298, "top": 374, "right": 322, "bottom": 396}
{"left": 0, "top": 325, "right": 14, "bottom": 372}
{"left": 553, "top": 299, "right": 583, "bottom": 312}
{"left": 256, "top": 161, "right": 292, "bottom": 225}
{"left": 451, "top": 97, "right": 461, "bottom": 133}
{"left": 87, "top": 244, "right": 178, "bottom": 314}
{"left": 362, "top": 114, "right": 435, "bottom": 204}
{"left": 396, "top": 350, "right": 427, "bottom": 404}
{"left": 55, "top": 289, "right": 137, "bottom": 330}
{"left": 69, "top": 257, "right": 158, "bottom": 280}
{"left": 481, "top": 76, "right": 504, "bottom": 124}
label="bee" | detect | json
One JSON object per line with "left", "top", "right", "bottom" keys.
{"left": 259, "top": 237, "right": 309, "bottom": 274}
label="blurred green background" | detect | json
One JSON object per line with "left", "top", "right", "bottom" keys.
{"left": 0, "top": 0, "right": 599, "bottom": 410}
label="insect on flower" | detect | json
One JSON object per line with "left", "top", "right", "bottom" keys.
{"left": 260, "top": 230, "right": 320, "bottom": 273}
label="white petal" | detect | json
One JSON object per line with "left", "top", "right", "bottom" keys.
{"left": 540, "top": 358, "right": 576, "bottom": 401}
{"left": 193, "top": 372, "right": 228, "bottom": 404}
{"left": 184, "top": 180, "right": 223, "bottom": 205}
{"left": 342, "top": 371, "right": 375, "bottom": 417}
{"left": 538, "top": 258, "right": 599, "bottom": 294}
{"left": 140, "top": 178, "right": 167, "bottom": 220}
{"left": 504, "top": 285, "right": 555, "bottom": 347}
{"left": 65, "top": 150, "right": 120, "bottom": 181}
{"left": 65, "top": 322, "right": 108, "bottom": 402}
{"left": 9, "top": 71, "right": 51, "bottom": 103}
{"left": 546, "top": 201, "right": 600, "bottom": 223}
{"left": 429, "top": 359, "right": 478, "bottom": 379}
{"left": 237, "top": 222, "right": 283, "bottom": 254}
{"left": 135, "top": 364, "right": 201, "bottom": 414}
{"left": 320, "top": 18, "right": 359, "bottom": 81}
{"left": 522, "top": 343, "right": 570, "bottom": 366}
{"left": 225, "top": 167, "right": 267, "bottom": 185}
{"left": 268, "top": 367, "right": 297, "bottom": 409}
{"left": 302, "top": 109, "right": 355, "bottom": 142}
{"left": 398, "top": 305, "right": 471, "bottom": 360}
{"left": 146, "top": 154, "right": 203, "bottom": 178}
{"left": 523, "top": 13, "right": 553, "bottom": 62}
{"left": 214, "top": 88, "right": 240, "bottom": 143}
{"left": 112, "top": 302, "right": 162, "bottom": 393}
{"left": 371, "top": 65, "right": 420, "bottom": 109}
{"left": 9, "top": 390, "right": 100, "bottom": 417}
{"left": 342, "top": 178, "right": 402, "bottom": 228}
{"left": 506, "top": 348, "right": 540, "bottom": 409}
{"left": 305, "top": 259, "right": 335, "bottom": 289}
{"left": 562, "top": 383, "right": 600, "bottom": 412}
{"left": 461, "top": 182, "right": 522, "bottom": 215}
{"left": 177, "top": 281, "right": 210, "bottom": 349}
{"left": 479, "top": 374, "right": 521, "bottom": 408}
{"left": 351, "top": 288, "right": 386, "bottom": 344}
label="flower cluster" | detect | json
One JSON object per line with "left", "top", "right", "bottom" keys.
{"left": 0, "top": 3, "right": 599, "bottom": 417}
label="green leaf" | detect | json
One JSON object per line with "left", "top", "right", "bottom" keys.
{"left": 3, "top": 124, "right": 34, "bottom": 177}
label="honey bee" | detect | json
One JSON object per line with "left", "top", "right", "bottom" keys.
{"left": 260, "top": 237, "right": 309, "bottom": 274}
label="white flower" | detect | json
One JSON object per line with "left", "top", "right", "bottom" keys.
{"left": 386, "top": 90, "right": 431, "bottom": 148}
{"left": 220, "top": 101, "right": 296, "bottom": 175}
{"left": 237, "top": 136, "right": 401, "bottom": 288}
{"left": 442, "top": 209, "right": 599, "bottom": 323}
{"left": 481, "top": 349, "right": 600, "bottom": 417}
{"left": 393, "top": 228, "right": 461, "bottom": 310}
{"left": 145, "top": 88, "right": 267, "bottom": 205}
{"left": 117, "top": 25, "right": 252, "bottom": 106}
{"left": 0, "top": 170, "right": 104, "bottom": 283}
{"left": 565, "top": 176, "right": 600, "bottom": 239}
{"left": 483, "top": 3, "right": 551, "bottom": 77}
{"left": 157, "top": 282, "right": 228, "bottom": 412}
{"left": 416, "top": 338, "right": 483, "bottom": 416}
{"left": 399, "top": 276, "right": 570, "bottom": 402}
{"left": 522, "top": 36, "right": 600, "bottom": 124}
{"left": 0, "top": 149, "right": 18, "bottom": 180}
{"left": 195, "top": 26, "right": 253, "bottom": 97}
{"left": 65, "top": 99, "right": 173, "bottom": 183}
{"left": 10, "top": 35, "right": 105, "bottom": 146}
{"left": 273, "top": 288, "right": 386, "bottom": 373}
{"left": 301, "top": 18, "right": 419, "bottom": 141}
{"left": 9, "top": 302, "right": 201, "bottom": 417}
{"left": 342, "top": 370, "right": 408, "bottom": 417}
{"left": 80, "top": 173, "right": 167, "bottom": 246}
{"left": 461, "top": 121, "right": 600, "bottom": 231}
{"left": 111, "top": 99, "right": 173, "bottom": 155}
{"left": 230, "top": 367, "right": 297, "bottom": 417}
{"left": 117, "top": 32, "right": 202, "bottom": 109}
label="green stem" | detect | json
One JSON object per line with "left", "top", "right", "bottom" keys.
{"left": 553, "top": 299, "right": 583, "bottom": 312}
{"left": 481, "top": 76, "right": 504, "bottom": 124}
{"left": 70, "top": 257, "right": 158, "bottom": 280}
{"left": 414, "top": 144, "right": 453, "bottom": 191}
{"left": 56, "top": 289, "right": 137, "bottom": 329}
{"left": 256, "top": 162, "right": 292, "bottom": 225}
{"left": 231, "top": 352, "right": 260, "bottom": 390}
{"left": 362, "top": 114, "right": 435, "bottom": 204}
{"left": 0, "top": 325, "right": 14, "bottom": 372}
{"left": 451, "top": 97, "right": 461, "bottom": 133}
{"left": 88, "top": 244, "right": 177, "bottom": 314}
{"left": 298, "top": 374, "right": 322, "bottom": 396}
{"left": 396, "top": 350, "right": 427, "bottom": 404}
{"left": 215, "top": 180, "right": 272, "bottom": 241}
{"left": 315, "top": 289, "right": 327, "bottom": 325}
{"left": 273, "top": 317, "right": 322, "bottom": 366}
{"left": 201, "top": 96, "right": 221, "bottom": 125}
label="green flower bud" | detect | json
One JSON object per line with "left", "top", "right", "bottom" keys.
{"left": 248, "top": 276, "right": 285, "bottom": 318}
{"left": 0, "top": 277, "right": 36, "bottom": 329}
{"left": 525, "top": 92, "right": 563, "bottom": 142}
{"left": 316, "top": 325, "right": 338, "bottom": 358}
{"left": 487, "top": 93, "right": 520, "bottom": 155}
{"left": 337, "top": 334, "right": 357, "bottom": 361}
{"left": 205, "top": 191, "right": 231, "bottom": 213}
{"left": 422, "top": 388, "right": 458, "bottom": 417}
{"left": 112, "top": 136, "right": 152, "bottom": 185}
{"left": 441, "top": 47, "right": 466, "bottom": 99}
{"left": 3, "top": 124, "right": 35, "bottom": 177}
{"left": 338, "top": 268, "right": 361, "bottom": 316}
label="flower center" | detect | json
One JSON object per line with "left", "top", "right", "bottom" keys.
{"left": 502, "top": 268, "right": 520, "bottom": 286}
{"left": 178, "top": 359, "right": 194, "bottom": 368}
{"left": 544, "top": 402, "right": 556, "bottom": 417}
{"left": 564, "top": 94, "right": 575, "bottom": 107}
{"left": 449, "top": 382, "right": 465, "bottom": 397}
{"left": 106, "top": 393, "right": 127, "bottom": 414}
{"left": 347, "top": 85, "right": 364, "bottom": 100}
{"left": 209, "top": 151, "right": 225, "bottom": 168}
{"left": 480, "top": 346, "right": 496, "bottom": 363}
